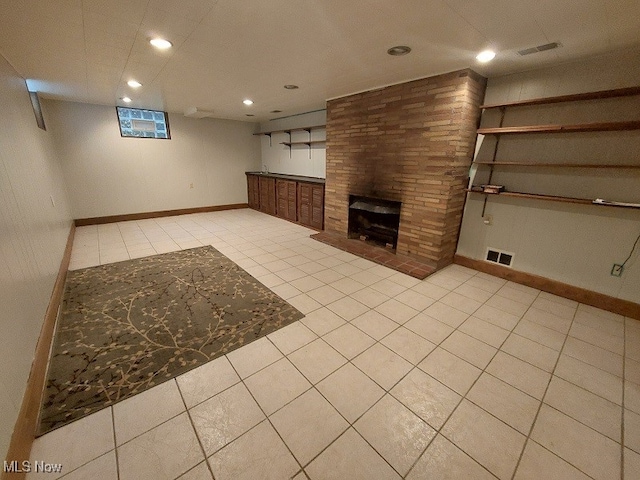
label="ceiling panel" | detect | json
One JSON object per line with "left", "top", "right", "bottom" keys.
{"left": 0, "top": 0, "right": 638, "bottom": 121}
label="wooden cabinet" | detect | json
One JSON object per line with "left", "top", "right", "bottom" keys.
{"left": 247, "top": 174, "right": 260, "bottom": 210}
{"left": 276, "top": 179, "right": 297, "bottom": 221}
{"left": 258, "top": 176, "right": 276, "bottom": 216}
{"left": 298, "top": 182, "right": 324, "bottom": 230}
{"left": 246, "top": 173, "right": 324, "bottom": 229}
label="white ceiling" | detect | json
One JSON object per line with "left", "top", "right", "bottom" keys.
{"left": 1, "top": 0, "right": 639, "bottom": 122}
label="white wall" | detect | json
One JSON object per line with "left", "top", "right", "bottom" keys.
{"left": 45, "top": 100, "right": 261, "bottom": 219}
{"left": 259, "top": 110, "right": 326, "bottom": 178}
{"left": 457, "top": 47, "right": 640, "bottom": 304}
{"left": 0, "top": 55, "right": 73, "bottom": 461}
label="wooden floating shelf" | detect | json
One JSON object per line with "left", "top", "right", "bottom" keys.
{"left": 466, "top": 189, "right": 640, "bottom": 209}
{"left": 280, "top": 141, "right": 326, "bottom": 147}
{"left": 472, "top": 161, "right": 640, "bottom": 169}
{"left": 254, "top": 124, "right": 325, "bottom": 136}
{"left": 480, "top": 86, "right": 640, "bottom": 109}
{"left": 477, "top": 121, "right": 640, "bottom": 135}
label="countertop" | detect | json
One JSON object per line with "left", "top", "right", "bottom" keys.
{"left": 245, "top": 172, "right": 325, "bottom": 184}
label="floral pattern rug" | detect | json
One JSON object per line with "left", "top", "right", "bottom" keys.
{"left": 39, "top": 246, "right": 303, "bottom": 435}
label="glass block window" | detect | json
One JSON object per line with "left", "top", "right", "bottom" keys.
{"left": 116, "top": 107, "right": 171, "bottom": 139}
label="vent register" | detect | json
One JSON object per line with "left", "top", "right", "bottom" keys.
{"left": 517, "top": 42, "right": 561, "bottom": 56}
{"left": 486, "top": 248, "right": 514, "bottom": 267}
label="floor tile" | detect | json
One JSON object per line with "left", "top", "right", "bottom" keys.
{"left": 226, "top": 337, "right": 283, "bottom": 379}
{"left": 463, "top": 274, "right": 505, "bottom": 294}
{"left": 563, "top": 336, "right": 623, "bottom": 378}
{"left": 440, "top": 331, "right": 497, "bottom": 369}
{"left": 113, "top": 379, "right": 185, "bottom": 445}
{"left": 626, "top": 447, "right": 640, "bottom": 480}
{"left": 407, "top": 434, "right": 495, "bottom": 480}
{"left": 287, "top": 338, "right": 347, "bottom": 384}
{"left": 322, "top": 323, "right": 375, "bottom": 359}
{"left": 270, "top": 283, "right": 302, "bottom": 300}
{"left": 486, "top": 351, "right": 551, "bottom": 400}
{"left": 458, "top": 316, "right": 509, "bottom": 348}
{"left": 300, "top": 307, "right": 346, "bottom": 336}
{"left": 351, "top": 310, "right": 399, "bottom": 340}
{"left": 355, "top": 394, "right": 435, "bottom": 476}
{"left": 208, "top": 421, "right": 299, "bottom": 480}
{"left": 312, "top": 268, "right": 344, "bottom": 284}
{"left": 391, "top": 368, "right": 461, "bottom": 429}
{"left": 501, "top": 333, "right": 559, "bottom": 372}
{"left": 442, "top": 400, "right": 525, "bottom": 480}
{"left": 569, "top": 322, "right": 624, "bottom": 355}
{"left": 190, "top": 383, "right": 265, "bottom": 456}
{"left": 410, "top": 281, "right": 449, "bottom": 300}
{"left": 531, "top": 296, "right": 576, "bottom": 320}
{"left": 393, "top": 289, "right": 435, "bottom": 311}
{"left": 626, "top": 357, "right": 640, "bottom": 384}
{"left": 352, "top": 343, "right": 413, "bottom": 390}
{"left": 349, "top": 287, "right": 391, "bottom": 308}
{"left": 316, "top": 363, "right": 385, "bottom": 423}
{"left": 626, "top": 409, "right": 640, "bottom": 454}
{"left": 544, "top": 376, "right": 621, "bottom": 441}
{"left": 453, "top": 283, "right": 494, "bottom": 303}
{"left": 627, "top": 381, "right": 640, "bottom": 415}
{"left": 496, "top": 284, "right": 538, "bottom": 306}
{"left": 418, "top": 347, "right": 482, "bottom": 395}
{"left": 380, "top": 327, "right": 435, "bottom": 365}
{"left": 243, "top": 358, "right": 311, "bottom": 415}
{"left": 326, "top": 296, "right": 369, "bottom": 321}
{"left": 485, "top": 295, "right": 530, "bottom": 318}
{"left": 440, "top": 291, "right": 482, "bottom": 315}
{"left": 329, "top": 277, "right": 366, "bottom": 295}
{"left": 513, "top": 440, "right": 590, "bottom": 480}
{"left": 118, "top": 412, "right": 204, "bottom": 480}
{"left": 305, "top": 428, "right": 401, "bottom": 480}
{"left": 375, "top": 299, "right": 419, "bottom": 324}
{"left": 554, "top": 354, "right": 623, "bottom": 405}
{"left": 289, "top": 276, "right": 325, "bottom": 293}
{"left": 270, "top": 388, "right": 348, "bottom": 465}
{"left": 467, "top": 373, "right": 540, "bottom": 435}
{"left": 370, "top": 278, "right": 407, "bottom": 297}
{"left": 29, "top": 408, "right": 114, "bottom": 480}
{"left": 403, "top": 313, "right": 454, "bottom": 344}
{"left": 473, "top": 304, "right": 521, "bottom": 330}
{"left": 268, "top": 322, "right": 318, "bottom": 355}
{"left": 514, "top": 319, "right": 567, "bottom": 351}
{"left": 176, "top": 462, "right": 213, "bottom": 480}
{"left": 44, "top": 451, "right": 118, "bottom": 480}
{"left": 422, "top": 302, "right": 469, "bottom": 328}
{"left": 531, "top": 404, "right": 620, "bottom": 480}
{"left": 287, "top": 294, "right": 322, "bottom": 314}
{"left": 522, "top": 307, "right": 573, "bottom": 334}
{"left": 176, "top": 356, "right": 240, "bottom": 408}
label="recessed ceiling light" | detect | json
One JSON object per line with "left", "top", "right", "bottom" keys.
{"left": 243, "top": 99, "right": 254, "bottom": 105}
{"left": 387, "top": 45, "right": 411, "bottom": 56}
{"left": 476, "top": 50, "right": 496, "bottom": 63}
{"left": 150, "top": 38, "right": 172, "bottom": 49}
{"left": 271, "top": 110, "right": 282, "bottom": 113}
{"left": 121, "top": 97, "right": 132, "bottom": 103}
{"left": 127, "top": 80, "right": 142, "bottom": 88}
{"left": 284, "top": 85, "right": 299, "bottom": 90}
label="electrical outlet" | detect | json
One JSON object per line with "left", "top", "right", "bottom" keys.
{"left": 611, "top": 264, "right": 624, "bottom": 277}
{"left": 483, "top": 214, "right": 493, "bottom": 226}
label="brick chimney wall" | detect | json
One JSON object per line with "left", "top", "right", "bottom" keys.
{"left": 324, "top": 69, "right": 486, "bottom": 269}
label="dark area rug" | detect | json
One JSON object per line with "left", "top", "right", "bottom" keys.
{"left": 39, "top": 246, "right": 304, "bottom": 435}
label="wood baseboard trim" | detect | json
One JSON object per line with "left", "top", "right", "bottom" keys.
{"left": 74, "top": 203, "right": 249, "bottom": 226}
{"left": 3, "top": 224, "right": 76, "bottom": 480}
{"left": 454, "top": 254, "right": 640, "bottom": 320}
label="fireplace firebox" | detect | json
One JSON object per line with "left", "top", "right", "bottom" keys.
{"left": 348, "top": 195, "right": 401, "bottom": 250}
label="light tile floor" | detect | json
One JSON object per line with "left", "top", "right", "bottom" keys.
{"left": 29, "top": 209, "right": 639, "bottom": 479}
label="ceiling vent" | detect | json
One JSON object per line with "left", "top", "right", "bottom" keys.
{"left": 517, "top": 42, "right": 561, "bottom": 56}
{"left": 184, "top": 107, "right": 215, "bottom": 119}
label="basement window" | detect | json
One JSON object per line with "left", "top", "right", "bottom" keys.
{"left": 116, "top": 107, "right": 170, "bottom": 139}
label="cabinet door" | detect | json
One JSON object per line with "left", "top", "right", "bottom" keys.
{"left": 276, "top": 179, "right": 289, "bottom": 219}
{"left": 259, "top": 177, "right": 276, "bottom": 215}
{"left": 310, "top": 184, "right": 324, "bottom": 229}
{"left": 297, "top": 182, "right": 312, "bottom": 226}
{"left": 287, "top": 181, "right": 297, "bottom": 222}
{"left": 247, "top": 175, "right": 260, "bottom": 210}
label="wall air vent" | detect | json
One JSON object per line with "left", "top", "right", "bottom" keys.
{"left": 517, "top": 42, "right": 561, "bottom": 56}
{"left": 485, "top": 248, "right": 514, "bottom": 267}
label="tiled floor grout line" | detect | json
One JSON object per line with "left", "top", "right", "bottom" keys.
{"left": 110, "top": 406, "right": 121, "bottom": 480}
{"left": 622, "top": 318, "right": 626, "bottom": 480}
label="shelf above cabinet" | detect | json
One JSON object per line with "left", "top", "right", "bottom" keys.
{"left": 466, "top": 188, "right": 640, "bottom": 209}
{"left": 280, "top": 141, "right": 326, "bottom": 147}
{"left": 477, "top": 120, "right": 640, "bottom": 135}
{"left": 253, "top": 124, "right": 325, "bottom": 136}
{"left": 480, "top": 86, "right": 640, "bottom": 109}
{"left": 472, "top": 161, "right": 640, "bottom": 169}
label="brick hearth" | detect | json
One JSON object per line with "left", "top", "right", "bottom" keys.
{"left": 324, "top": 69, "right": 486, "bottom": 269}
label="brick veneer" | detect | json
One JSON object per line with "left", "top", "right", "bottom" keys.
{"left": 324, "top": 69, "right": 486, "bottom": 269}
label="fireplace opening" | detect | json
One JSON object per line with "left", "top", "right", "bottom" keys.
{"left": 348, "top": 195, "right": 401, "bottom": 250}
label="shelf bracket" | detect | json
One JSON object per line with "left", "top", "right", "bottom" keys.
{"left": 481, "top": 106, "right": 506, "bottom": 217}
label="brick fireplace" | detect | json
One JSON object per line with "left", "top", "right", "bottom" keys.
{"left": 323, "top": 69, "right": 486, "bottom": 270}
